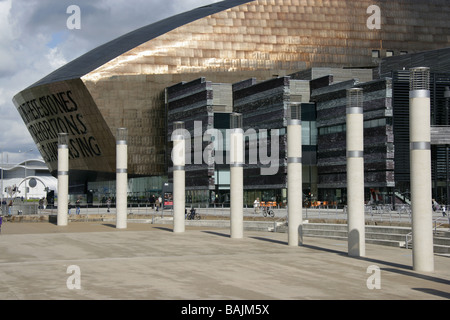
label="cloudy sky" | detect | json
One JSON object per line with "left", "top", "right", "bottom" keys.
{"left": 0, "top": 0, "right": 221, "bottom": 164}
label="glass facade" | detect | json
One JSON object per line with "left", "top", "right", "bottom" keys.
{"left": 87, "top": 175, "right": 167, "bottom": 204}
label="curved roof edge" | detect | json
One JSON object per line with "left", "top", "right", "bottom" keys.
{"left": 1, "top": 159, "right": 48, "bottom": 171}
{"left": 29, "top": 0, "right": 254, "bottom": 89}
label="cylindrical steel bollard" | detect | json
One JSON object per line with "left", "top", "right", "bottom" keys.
{"left": 409, "top": 67, "right": 434, "bottom": 272}
{"left": 346, "top": 88, "right": 365, "bottom": 257}
{"left": 230, "top": 113, "right": 244, "bottom": 239}
{"left": 116, "top": 128, "right": 128, "bottom": 229}
{"left": 172, "top": 121, "right": 186, "bottom": 233}
{"left": 287, "top": 103, "right": 303, "bottom": 246}
{"left": 57, "top": 133, "right": 69, "bottom": 226}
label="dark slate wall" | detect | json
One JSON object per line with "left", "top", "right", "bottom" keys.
{"left": 166, "top": 78, "right": 212, "bottom": 190}
{"left": 312, "top": 78, "right": 394, "bottom": 189}
{"left": 233, "top": 76, "right": 289, "bottom": 189}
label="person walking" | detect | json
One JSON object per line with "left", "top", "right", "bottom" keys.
{"left": 76, "top": 198, "right": 81, "bottom": 215}
{"left": 253, "top": 197, "right": 260, "bottom": 214}
{"left": 155, "top": 196, "right": 160, "bottom": 211}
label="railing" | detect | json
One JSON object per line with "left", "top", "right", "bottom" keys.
{"left": 3, "top": 201, "right": 447, "bottom": 231}
{"left": 405, "top": 232, "right": 412, "bottom": 249}
{"left": 434, "top": 216, "right": 450, "bottom": 234}
{"left": 1, "top": 202, "right": 40, "bottom": 215}
{"left": 404, "top": 216, "right": 449, "bottom": 249}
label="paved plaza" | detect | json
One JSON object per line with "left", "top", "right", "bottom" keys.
{"left": 0, "top": 220, "right": 449, "bottom": 302}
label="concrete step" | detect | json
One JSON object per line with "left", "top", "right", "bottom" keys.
{"left": 366, "top": 225, "right": 411, "bottom": 235}
{"left": 367, "top": 238, "right": 406, "bottom": 248}
{"left": 113, "top": 217, "right": 450, "bottom": 253}
{"left": 433, "top": 236, "right": 450, "bottom": 246}
{"left": 276, "top": 222, "right": 450, "bottom": 252}
{"left": 434, "top": 244, "right": 450, "bottom": 254}
{"left": 152, "top": 217, "right": 278, "bottom": 232}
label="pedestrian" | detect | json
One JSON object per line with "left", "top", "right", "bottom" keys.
{"left": 76, "top": 198, "right": 81, "bottom": 215}
{"left": 432, "top": 199, "right": 439, "bottom": 211}
{"left": 106, "top": 197, "right": 111, "bottom": 213}
{"left": 253, "top": 197, "right": 260, "bottom": 214}
{"left": 442, "top": 205, "right": 447, "bottom": 217}
{"left": 155, "top": 197, "right": 160, "bottom": 211}
{"left": 150, "top": 195, "right": 155, "bottom": 209}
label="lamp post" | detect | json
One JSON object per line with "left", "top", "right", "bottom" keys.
{"left": 116, "top": 128, "right": 128, "bottom": 229}
{"left": 409, "top": 67, "right": 434, "bottom": 272}
{"left": 287, "top": 103, "right": 303, "bottom": 246}
{"left": 57, "top": 133, "right": 69, "bottom": 226}
{"left": 346, "top": 88, "right": 366, "bottom": 257}
{"left": 172, "top": 121, "right": 186, "bottom": 233}
{"left": 444, "top": 87, "right": 450, "bottom": 208}
{"left": 230, "top": 113, "right": 243, "bottom": 239}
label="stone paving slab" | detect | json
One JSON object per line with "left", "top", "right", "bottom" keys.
{"left": 0, "top": 221, "right": 449, "bottom": 302}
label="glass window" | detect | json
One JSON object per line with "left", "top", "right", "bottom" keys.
{"left": 302, "top": 121, "right": 310, "bottom": 145}
{"left": 300, "top": 121, "right": 317, "bottom": 146}
{"left": 310, "top": 121, "right": 317, "bottom": 145}
{"left": 214, "top": 170, "right": 230, "bottom": 186}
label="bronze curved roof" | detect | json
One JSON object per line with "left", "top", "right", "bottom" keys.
{"left": 30, "top": 0, "right": 253, "bottom": 88}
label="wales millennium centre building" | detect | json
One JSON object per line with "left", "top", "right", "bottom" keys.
{"left": 13, "top": 0, "right": 450, "bottom": 207}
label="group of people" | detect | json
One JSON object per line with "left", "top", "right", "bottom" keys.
{"left": 68, "top": 198, "right": 82, "bottom": 215}
{"left": 152, "top": 195, "right": 163, "bottom": 211}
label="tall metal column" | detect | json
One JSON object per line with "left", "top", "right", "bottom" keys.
{"left": 230, "top": 113, "right": 244, "bottom": 239}
{"left": 346, "top": 88, "right": 365, "bottom": 257}
{"left": 116, "top": 128, "right": 128, "bottom": 229}
{"left": 410, "top": 67, "right": 434, "bottom": 272}
{"left": 172, "top": 121, "right": 186, "bottom": 233}
{"left": 57, "top": 133, "right": 69, "bottom": 226}
{"left": 287, "top": 103, "right": 303, "bottom": 246}
{"left": 444, "top": 87, "right": 450, "bottom": 207}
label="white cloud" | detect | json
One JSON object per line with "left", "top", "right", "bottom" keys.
{"left": 0, "top": 0, "right": 221, "bottom": 164}
{"left": 46, "top": 47, "right": 67, "bottom": 69}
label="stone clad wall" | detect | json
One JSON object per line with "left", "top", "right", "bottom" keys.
{"left": 312, "top": 78, "right": 394, "bottom": 189}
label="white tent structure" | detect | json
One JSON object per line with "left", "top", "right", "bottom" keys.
{"left": 1, "top": 159, "right": 57, "bottom": 202}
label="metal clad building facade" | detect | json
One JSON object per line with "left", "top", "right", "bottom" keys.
{"left": 12, "top": 0, "right": 450, "bottom": 195}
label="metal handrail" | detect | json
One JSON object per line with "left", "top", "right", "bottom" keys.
{"left": 405, "top": 232, "right": 412, "bottom": 249}
{"left": 434, "top": 216, "right": 449, "bottom": 234}
{"left": 405, "top": 216, "right": 449, "bottom": 249}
